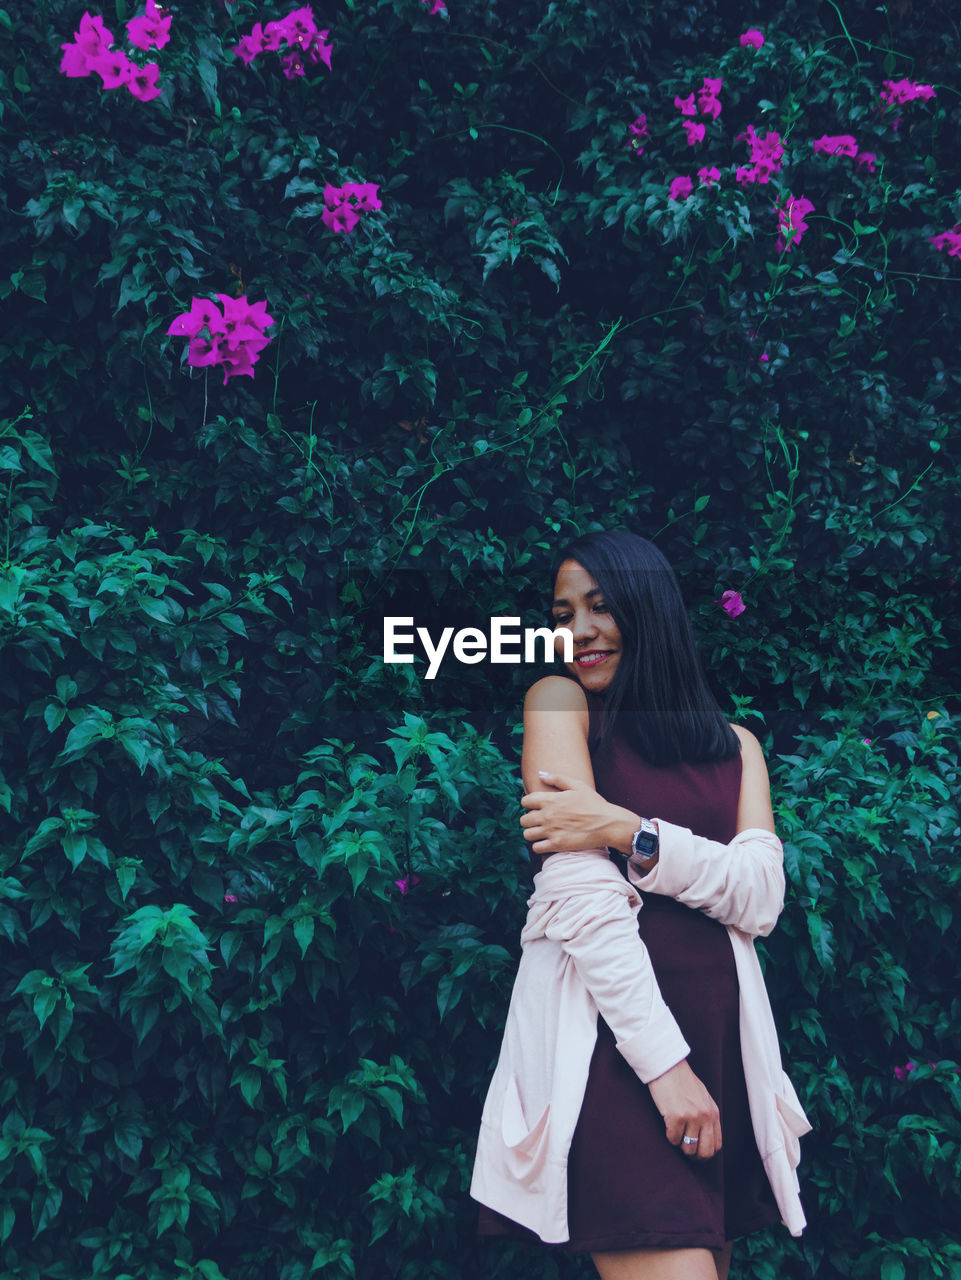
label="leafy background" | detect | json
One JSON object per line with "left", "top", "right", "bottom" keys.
{"left": 1, "top": 0, "right": 959, "bottom": 1277}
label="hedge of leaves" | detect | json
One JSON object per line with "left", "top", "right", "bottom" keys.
{"left": 1, "top": 0, "right": 960, "bottom": 1277}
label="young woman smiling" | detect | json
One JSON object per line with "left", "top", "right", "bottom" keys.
{"left": 472, "top": 530, "right": 810, "bottom": 1280}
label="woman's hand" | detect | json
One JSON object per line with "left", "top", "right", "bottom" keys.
{"left": 520, "top": 770, "right": 641, "bottom": 855}
{"left": 647, "top": 1059, "right": 722, "bottom": 1161}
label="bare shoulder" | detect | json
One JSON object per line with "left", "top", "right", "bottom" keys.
{"left": 524, "top": 675, "right": 589, "bottom": 714}
{"left": 730, "top": 723, "right": 767, "bottom": 757}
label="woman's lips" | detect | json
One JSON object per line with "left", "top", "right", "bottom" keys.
{"left": 574, "top": 651, "right": 612, "bottom": 667}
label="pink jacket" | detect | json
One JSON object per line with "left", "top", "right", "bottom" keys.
{"left": 470, "top": 823, "right": 812, "bottom": 1244}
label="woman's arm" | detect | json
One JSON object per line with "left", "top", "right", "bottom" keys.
{"left": 520, "top": 675, "right": 595, "bottom": 794}
{"left": 522, "top": 716, "right": 785, "bottom": 937}
{"left": 518, "top": 677, "right": 723, "bottom": 1160}
{"left": 520, "top": 676, "right": 643, "bottom": 854}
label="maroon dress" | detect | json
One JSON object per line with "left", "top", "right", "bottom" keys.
{"left": 477, "top": 702, "right": 781, "bottom": 1253}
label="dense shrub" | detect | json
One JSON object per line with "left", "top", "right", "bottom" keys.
{"left": 0, "top": 0, "right": 959, "bottom": 1277}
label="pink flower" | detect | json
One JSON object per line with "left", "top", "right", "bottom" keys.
{"left": 166, "top": 297, "right": 224, "bottom": 337}
{"left": 856, "top": 151, "right": 877, "bottom": 174}
{"left": 233, "top": 22, "right": 268, "bottom": 64}
{"left": 60, "top": 41, "right": 94, "bottom": 76}
{"left": 698, "top": 165, "right": 721, "bottom": 187}
{"left": 342, "top": 182, "right": 382, "bottom": 211}
{"left": 234, "top": 9, "right": 333, "bottom": 72}
{"left": 735, "top": 125, "right": 785, "bottom": 183}
{"left": 89, "top": 49, "right": 134, "bottom": 89}
{"left": 777, "top": 195, "right": 815, "bottom": 252}
{"left": 321, "top": 181, "right": 382, "bottom": 232}
{"left": 127, "top": 61, "right": 162, "bottom": 101}
{"left": 305, "top": 29, "right": 333, "bottom": 69}
{"left": 76, "top": 11, "right": 115, "bottom": 56}
{"left": 627, "top": 113, "right": 649, "bottom": 154}
{"left": 717, "top": 590, "right": 745, "bottom": 618}
{"left": 893, "top": 1061, "right": 917, "bottom": 1082}
{"left": 420, "top": 0, "right": 447, "bottom": 12}
{"left": 698, "top": 77, "right": 722, "bottom": 119}
{"left": 930, "top": 226, "right": 961, "bottom": 259}
{"left": 880, "top": 78, "right": 936, "bottom": 107}
{"left": 323, "top": 203, "right": 361, "bottom": 233}
{"left": 683, "top": 121, "right": 706, "bottom": 146}
{"left": 167, "top": 295, "right": 275, "bottom": 384}
{"left": 224, "top": 893, "right": 239, "bottom": 903}
{"left": 281, "top": 51, "right": 305, "bottom": 78}
{"left": 394, "top": 874, "right": 422, "bottom": 895}
{"left": 59, "top": 9, "right": 116, "bottom": 79}
{"left": 271, "top": 5, "right": 318, "bottom": 45}
{"left": 126, "top": 0, "right": 171, "bottom": 51}
{"left": 813, "top": 134, "right": 858, "bottom": 158}
{"left": 668, "top": 175, "right": 693, "bottom": 201}
{"left": 674, "top": 93, "right": 696, "bottom": 116}
{"left": 740, "top": 29, "right": 764, "bottom": 48}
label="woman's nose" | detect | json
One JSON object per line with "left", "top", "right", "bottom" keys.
{"left": 571, "top": 609, "right": 598, "bottom": 641}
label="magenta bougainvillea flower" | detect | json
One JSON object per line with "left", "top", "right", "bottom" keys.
{"left": 60, "top": 12, "right": 113, "bottom": 74}
{"left": 893, "top": 1061, "right": 917, "bottom": 1081}
{"left": 777, "top": 195, "right": 815, "bottom": 251}
{"left": 322, "top": 181, "right": 383, "bottom": 233}
{"left": 813, "top": 134, "right": 859, "bottom": 157}
{"left": 717, "top": 590, "right": 746, "bottom": 617}
{"left": 931, "top": 226, "right": 961, "bottom": 259}
{"left": 420, "top": 0, "right": 447, "bottom": 12}
{"left": 683, "top": 120, "right": 706, "bottom": 146}
{"left": 126, "top": 0, "right": 171, "bottom": 52}
{"left": 674, "top": 93, "right": 696, "bottom": 116}
{"left": 127, "top": 60, "right": 162, "bottom": 100}
{"left": 626, "top": 113, "right": 649, "bottom": 154}
{"left": 166, "top": 294, "right": 275, "bottom": 384}
{"left": 735, "top": 125, "right": 785, "bottom": 184}
{"left": 697, "top": 165, "right": 721, "bottom": 187}
{"left": 60, "top": 9, "right": 165, "bottom": 99}
{"left": 880, "top": 78, "right": 936, "bottom": 107}
{"left": 856, "top": 151, "right": 877, "bottom": 174}
{"left": 740, "top": 29, "right": 764, "bottom": 48}
{"left": 89, "top": 48, "right": 134, "bottom": 88}
{"left": 394, "top": 874, "right": 422, "bottom": 895}
{"left": 697, "top": 77, "right": 722, "bottom": 119}
{"left": 233, "top": 6, "right": 333, "bottom": 73}
{"left": 668, "top": 175, "right": 693, "bottom": 201}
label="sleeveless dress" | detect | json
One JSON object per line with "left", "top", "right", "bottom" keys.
{"left": 476, "top": 700, "right": 782, "bottom": 1252}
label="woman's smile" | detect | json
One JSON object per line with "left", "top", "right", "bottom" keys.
{"left": 574, "top": 649, "right": 614, "bottom": 668}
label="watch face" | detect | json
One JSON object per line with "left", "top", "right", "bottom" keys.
{"left": 631, "top": 829, "right": 658, "bottom": 859}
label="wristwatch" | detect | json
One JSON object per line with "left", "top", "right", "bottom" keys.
{"left": 609, "top": 817, "right": 659, "bottom": 868}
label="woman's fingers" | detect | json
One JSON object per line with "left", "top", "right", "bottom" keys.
{"left": 648, "top": 1060, "right": 722, "bottom": 1162}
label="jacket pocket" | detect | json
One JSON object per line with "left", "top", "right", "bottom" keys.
{"left": 501, "top": 1075, "right": 551, "bottom": 1181}
{"left": 774, "top": 1074, "right": 812, "bottom": 1166}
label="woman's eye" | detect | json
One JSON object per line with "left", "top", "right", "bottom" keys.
{"left": 593, "top": 602, "right": 608, "bottom": 613}
{"left": 552, "top": 614, "right": 572, "bottom": 626}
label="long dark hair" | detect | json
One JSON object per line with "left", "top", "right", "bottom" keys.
{"left": 551, "top": 530, "right": 740, "bottom": 766}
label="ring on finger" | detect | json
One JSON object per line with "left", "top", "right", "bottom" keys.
{"left": 681, "top": 1134, "right": 699, "bottom": 1150}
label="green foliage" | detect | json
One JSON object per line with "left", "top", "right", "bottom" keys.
{"left": 0, "top": 0, "right": 959, "bottom": 1277}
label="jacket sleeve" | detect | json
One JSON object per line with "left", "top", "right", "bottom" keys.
{"left": 533, "top": 856, "right": 691, "bottom": 1084}
{"left": 626, "top": 822, "right": 785, "bottom": 938}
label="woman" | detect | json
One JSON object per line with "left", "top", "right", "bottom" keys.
{"left": 471, "top": 530, "right": 811, "bottom": 1280}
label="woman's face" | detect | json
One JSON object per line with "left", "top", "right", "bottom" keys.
{"left": 551, "top": 559, "right": 622, "bottom": 692}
